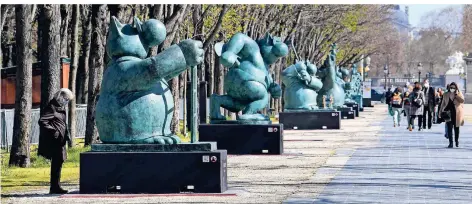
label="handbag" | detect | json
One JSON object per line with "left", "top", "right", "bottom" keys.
{"left": 440, "top": 111, "right": 452, "bottom": 122}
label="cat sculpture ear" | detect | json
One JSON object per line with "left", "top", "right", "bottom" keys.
{"left": 133, "top": 16, "right": 143, "bottom": 33}
{"left": 109, "top": 16, "right": 124, "bottom": 39}
{"left": 214, "top": 41, "right": 225, "bottom": 57}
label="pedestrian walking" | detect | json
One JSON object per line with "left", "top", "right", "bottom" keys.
{"left": 438, "top": 85, "right": 450, "bottom": 138}
{"left": 434, "top": 88, "right": 444, "bottom": 124}
{"left": 408, "top": 82, "right": 425, "bottom": 131}
{"left": 38, "top": 88, "right": 74, "bottom": 194}
{"left": 439, "top": 82, "right": 465, "bottom": 148}
{"left": 403, "top": 85, "right": 413, "bottom": 129}
{"left": 390, "top": 87, "right": 403, "bottom": 127}
{"left": 422, "top": 79, "right": 436, "bottom": 129}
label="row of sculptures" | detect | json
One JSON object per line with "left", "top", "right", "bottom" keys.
{"left": 94, "top": 17, "right": 364, "bottom": 145}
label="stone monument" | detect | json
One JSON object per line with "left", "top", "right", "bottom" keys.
{"left": 199, "top": 33, "right": 287, "bottom": 154}
{"left": 80, "top": 17, "right": 227, "bottom": 194}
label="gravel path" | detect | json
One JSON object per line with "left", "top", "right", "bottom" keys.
{"left": 2, "top": 105, "right": 387, "bottom": 204}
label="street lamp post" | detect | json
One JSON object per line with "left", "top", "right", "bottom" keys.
{"left": 384, "top": 64, "right": 388, "bottom": 90}
{"left": 417, "top": 62, "right": 423, "bottom": 82}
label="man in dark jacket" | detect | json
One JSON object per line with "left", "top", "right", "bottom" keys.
{"left": 422, "top": 79, "right": 436, "bottom": 129}
{"left": 38, "top": 88, "right": 74, "bottom": 194}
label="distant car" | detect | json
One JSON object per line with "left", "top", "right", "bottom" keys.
{"left": 371, "top": 89, "right": 386, "bottom": 103}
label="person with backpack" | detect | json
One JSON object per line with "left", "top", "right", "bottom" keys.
{"left": 408, "top": 82, "right": 425, "bottom": 131}
{"left": 390, "top": 87, "right": 403, "bottom": 127}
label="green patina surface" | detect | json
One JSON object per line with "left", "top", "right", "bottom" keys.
{"left": 344, "top": 64, "right": 363, "bottom": 106}
{"left": 95, "top": 16, "right": 204, "bottom": 145}
{"left": 282, "top": 60, "right": 323, "bottom": 111}
{"left": 209, "top": 33, "right": 288, "bottom": 124}
{"left": 91, "top": 142, "right": 217, "bottom": 152}
{"left": 316, "top": 44, "right": 346, "bottom": 109}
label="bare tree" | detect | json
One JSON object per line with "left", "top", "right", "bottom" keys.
{"left": 1, "top": 5, "right": 14, "bottom": 67}
{"left": 9, "top": 4, "right": 33, "bottom": 167}
{"left": 68, "top": 5, "right": 80, "bottom": 147}
{"left": 85, "top": 5, "right": 107, "bottom": 146}
{"left": 77, "top": 5, "right": 91, "bottom": 104}
{"left": 39, "top": 5, "right": 61, "bottom": 114}
{"left": 60, "top": 5, "right": 71, "bottom": 57}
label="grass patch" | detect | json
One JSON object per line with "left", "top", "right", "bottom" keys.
{"left": 1, "top": 120, "right": 217, "bottom": 195}
{"left": 1, "top": 138, "right": 89, "bottom": 194}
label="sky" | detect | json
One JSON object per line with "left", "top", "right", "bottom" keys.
{"left": 404, "top": 4, "right": 463, "bottom": 28}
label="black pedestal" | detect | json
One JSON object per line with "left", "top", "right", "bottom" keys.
{"left": 363, "top": 98, "right": 374, "bottom": 107}
{"left": 199, "top": 124, "right": 283, "bottom": 155}
{"left": 80, "top": 150, "right": 227, "bottom": 194}
{"left": 345, "top": 103, "right": 359, "bottom": 117}
{"left": 338, "top": 107, "right": 355, "bottom": 119}
{"left": 279, "top": 111, "right": 341, "bottom": 130}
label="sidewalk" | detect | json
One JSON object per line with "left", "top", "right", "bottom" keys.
{"left": 289, "top": 104, "right": 472, "bottom": 204}
{"left": 2, "top": 106, "right": 387, "bottom": 203}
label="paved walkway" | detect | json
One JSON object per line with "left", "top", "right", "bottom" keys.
{"left": 4, "top": 105, "right": 471, "bottom": 203}
{"left": 309, "top": 111, "right": 472, "bottom": 203}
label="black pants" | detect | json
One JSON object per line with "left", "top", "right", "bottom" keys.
{"left": 446, "top": 121, "right": 460, "bottom": 145}
{"left": 50, "top": 156, "right": 64, "bottom": 189}
{"left": 422, "top": 105, "right": 433, "bottom": 129}
{"left": 409, "top": 115, "right": 423, "bottom": 129}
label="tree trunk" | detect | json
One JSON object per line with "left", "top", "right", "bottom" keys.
{"left": 85, "top": 4, "right": 107, "bottom": 146}
{"left": 36, "top": 7, "right": 42, "bottom": 63}
{"left": 180, "top": 70, "right": 187, "bottom": 136}
{"left": 60, "top": 5, "right": 71, "bottom": 57}
{"left": 108, "top": 4, "right": 126, "bottom": 22}
{"left": 68, "top": 5, "right": 80, "bottom": 148}
{"left": 2, "top": 14, "right": 15, "bottom": 67}
{"left": 1, "top": 5, "right": 13, "bottom": 67}
{"left": 39, "top": 5, "right": 61, "bottom": 114}
{"left": 170, "top": 34, "right": 180, "bottom": 134}
{"left": 77, "top": 5, "right": 91, "bottom": 104}
{"left": 9, "top": 5, "right": 33, "bottom": 167}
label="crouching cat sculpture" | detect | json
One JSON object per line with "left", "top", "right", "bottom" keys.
{"left": 95, "top": 16, "right": 204, "bottom": 144}
{"left": 210, "top": 33, "right": 288, "bottom": 123}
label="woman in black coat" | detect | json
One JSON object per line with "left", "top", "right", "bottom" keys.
{"left": 38, "top": 88, "right": 74, "bottom": 194}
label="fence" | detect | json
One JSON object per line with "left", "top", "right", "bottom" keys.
{"left": 0, "top": 98, "right": 211, "bottom": 148}
{"left": 1, "top": 107, "right": 87, "bottom": 148}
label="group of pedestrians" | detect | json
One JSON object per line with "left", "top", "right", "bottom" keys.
{"left": 386, "top": 79, "right": 465, "bottom": 148}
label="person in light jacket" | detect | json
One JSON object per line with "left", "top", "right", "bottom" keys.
{"left": 408, "top": 82, "right": 425, "bottom": 131}
{"left": 439, "top": 82, "right": 465, "bottom": 148}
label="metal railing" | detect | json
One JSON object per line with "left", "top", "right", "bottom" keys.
{"left": 1, "top": 107, "right": 87, "bottom": 148}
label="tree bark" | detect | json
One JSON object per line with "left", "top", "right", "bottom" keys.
{"left": 2, "top": 12, "right": 15, "bottom": 68}
{"left": 39, "top": 5, "right": 61, "bottom": 114}
{"left": 9, "top": 5, "right": 33, "bottom": 167}
{"left": 77, "top": 5, "right": 91, "bottom": 104}
{"left": 85, "top": 4, "right": 107, "bottom": 146}
{"left": 60, "top": 5, "right": 71, "bottom": 57}
{"left": 170, "top": 33, "right": 180, "bottom": 134}
{"left": 180, "top": 70, "right": 187, "bottom": 136}
{"left": 1, "top": 5, "right": 13, "bottom": 67}
{"left": 68, "top": 4, "right": 80, "bottom": 148}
